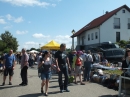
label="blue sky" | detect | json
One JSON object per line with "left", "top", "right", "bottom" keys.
{"left": 0, "top": 0, "right": 130, "bottom": 51}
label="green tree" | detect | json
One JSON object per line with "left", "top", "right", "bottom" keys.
{"left": 0, "top": 31, "right": 19, "bottom": 52}
{"left": 30, "top": 48, "right": 36, "bottom": 51}
{"left": 0, "top": 40, "right": 6, "bottom": 51}
{"left": 116, "top": 40, "right": 127, "bottom": 48}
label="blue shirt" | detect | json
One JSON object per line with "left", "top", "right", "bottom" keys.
{"left": 4, "top": 54, "right": 15, "bottom": 68}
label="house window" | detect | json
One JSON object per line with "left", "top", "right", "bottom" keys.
{"left": 88, "top": 34, "right": 90, "bottom": 41}
{"left": 78, "top": 37, "right": 80, "bottom": 44}
{"left": 128, "top": 18, "right": 130, "bottom": 29}
{"left": 122, "top": 10, "right": 125, "bottom": 13}
{"left": 114, "top": 18, "right": 120, "bottom": 29}
{"left": 91, "top": 33, "right": 94, "bottom": 40}
{"left": 95, "top": 32, "right": 98, "bottom": 39}
{"left": 116, "top": 32, "right": 120, "bottom": 42}
{"left": 82, "top": 36, "right": 84, "bottom": 45}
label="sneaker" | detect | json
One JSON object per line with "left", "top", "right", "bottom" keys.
{"left": 45, "top": 93, "right": 48, "bottom": 96}
{"left": 60, "top": 90, "right": 64, "bottom": 93}
{"left": 9, "top": 82, "right": 12, "bottom": 85}
{"left": 2, "top": 82, "right": 5, "bottom": 86}
{"left": 65, "top": 89, "right": 70, "bottom": 92}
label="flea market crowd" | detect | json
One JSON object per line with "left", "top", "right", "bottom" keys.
{"left": 0, "top": 43, "right": 130, "bottom": 96}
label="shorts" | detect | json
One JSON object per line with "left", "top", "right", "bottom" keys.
{"left": 41, "top": 71, "right": 51, "bottom": 80}
{"left": 75, "top": 66, "right": 83, "bottom": 75}
{"left": 4, "top": 68, "right": 14, "bottom": 76}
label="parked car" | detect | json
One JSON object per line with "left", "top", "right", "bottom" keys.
{"left": 102, "top": 48, "right": 125, "bottom": 63}
{"left": 126, "top": 44, "right": 130, "bottom": 49}
{"left": 91, "top": 47, "right": 125, "bottom": 63}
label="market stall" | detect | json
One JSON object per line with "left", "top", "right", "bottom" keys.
{"left": 41, "top": 40, "right": 60, "bottom": 50}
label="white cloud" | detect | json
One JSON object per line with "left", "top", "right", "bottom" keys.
{"left": 18, "top": 34, "right": 76, "bottom": 51}
{"left": 0, "top": 18, "right": 6, "bottom": 24}
{"left": 14, "top": 16, "right": 23, "bottom": 23}
{"left": 32, "top": 33, "right": 50, "bottom": 38}
{"left": 0, "top": 0, "right": 50, "bottom": 7}
{"left": 54, "top": 35, "right": 72, "bottom": 48}
{"left": 16, "top": 30, "right": 28, "bottom": 34}
{"left": 3, "top": 25, "right": 12, "bottom": 29}
{"left": 6, "top": 14, "right": 24, "bottom": 23}
{"left": 6, "top": 14, "right": 14, "bottom": 20}
{"left": 25, "top": 41, "right": 39, "bottom": 45}
{"left": 20, "top": 41, "right": 40, "bottom": 50}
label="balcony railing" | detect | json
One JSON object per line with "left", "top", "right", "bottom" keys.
{"left": 114, "top": 25, "right": 120, "bottom": 29}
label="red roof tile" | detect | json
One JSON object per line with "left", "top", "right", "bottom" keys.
{"left": 71, "top": 5, "right": 130, "bottom": 38}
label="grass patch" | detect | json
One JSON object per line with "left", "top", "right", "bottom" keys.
{"left": 103, "top": 70, "right": 123, "bottom": 75}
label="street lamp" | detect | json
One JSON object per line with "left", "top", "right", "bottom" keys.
{"left": 39, "top": 44, "right": 41, "bottom": 51}
{"left": 71, "top": 29, "right": 75, "bottom": 50}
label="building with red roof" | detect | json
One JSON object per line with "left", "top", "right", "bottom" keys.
{"left": 71, "top": 5, "right": 130, "bottom": 50}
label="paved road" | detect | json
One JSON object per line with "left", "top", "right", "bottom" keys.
{"left": 0, "top": 64, "right": 118, "bottom": 97}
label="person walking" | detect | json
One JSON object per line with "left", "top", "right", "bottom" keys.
{"left": 55, "top": 43, "right": 71, "bottom": 93}
{"left": 83, "top": 50, "right": 93, "bottom": 82}
{"left": 19, "top": 48, "right": 29, "bottom": 86}
{"left": 2, "top": 49, "right": 16, "bottom": 86}
{"left": 38, "top": 51, "right": 53, "bottom": 96}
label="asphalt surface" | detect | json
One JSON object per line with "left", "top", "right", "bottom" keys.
{"left": 0, "top": 64, "right": 118, "bottom": 97}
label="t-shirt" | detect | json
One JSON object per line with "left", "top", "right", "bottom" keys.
{"left": 4, "top": 54, "right": 15, "bottom": 68}
{"left": 55, "top": 50, "right": 67, "bottom": 65}
{"left": 21, "top": 53, "right": 29, "bottom": 68}
{"left": 85, "top": 54, "right": 93, "bottom": 62}
{"left": 40, "top": 58, "right": 52, "bottom": 72}
{"left": 75, "top": 57, "right": 82, "bottom": 66}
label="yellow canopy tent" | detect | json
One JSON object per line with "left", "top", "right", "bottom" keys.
{"left": 41, "top": 40, "right": 60, "bottom": 50}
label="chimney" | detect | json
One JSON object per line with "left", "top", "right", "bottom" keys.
{"left": 105, "top": 11, "right": 109, "bottom": 14}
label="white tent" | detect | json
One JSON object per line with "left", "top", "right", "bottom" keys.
{"left": 29, "top": 50, "right": 39, "bottom": 53}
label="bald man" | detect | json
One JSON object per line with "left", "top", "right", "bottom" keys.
{"left": 19, "top": 48, "right": 29, "bottom": 86}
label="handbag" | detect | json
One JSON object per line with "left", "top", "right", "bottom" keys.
{"left": 38, "top": 65, "right": 44, "bottom": 78}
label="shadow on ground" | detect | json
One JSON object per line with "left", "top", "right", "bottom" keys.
{"left": 18, "top": 91, "right": 61, "bottom": 97}
{"left": 0, "top": 85, "right": 21, "bottom": 90}
{"left": 98, "top": 95, "right": 118, "bottom": 97}
{"left": 49, "top": 80, "right": 58, "bottom": 83}
{"left": 49, "top": 85, "right": 59, "bottom": 88}
{"left": 18, "top": 93, "right": 42, "bottom": 97}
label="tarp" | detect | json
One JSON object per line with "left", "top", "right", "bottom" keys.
{"left": 29, "top": 50, "right": 39, "bottom": 53}
{"left": 41, "top": 40, "right": 60, "bottom": 50}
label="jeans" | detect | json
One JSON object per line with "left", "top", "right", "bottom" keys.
{"left": 58, "top": 65, "right": 69, "bottom": 90}
{"left": 21, "top": 66, "right": 28, "bottom": 84}
{"left": 29, "top": 59, "right": 34, "bottom": 66}
{"left": 84, "top": 61, "right": 91, "bottom": 81}
{"left": 41, "top": 71, "right": 51, "bottom": 80}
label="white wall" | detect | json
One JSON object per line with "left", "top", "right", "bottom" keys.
{"left": 77, "top": 8, "right": 130, "bottom": 46}
{"left": 78, "top": 27, "right": 99, "bottom": 45}
{"left": 100, "top": 8, "right": 130, "bottom": 43}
